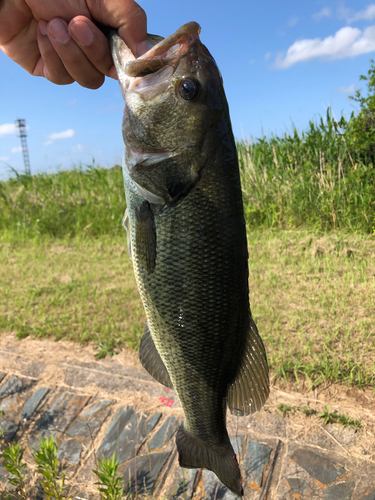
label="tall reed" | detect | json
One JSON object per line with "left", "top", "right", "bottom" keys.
{"left": 1, "top": 109, "right": 374, "bottom": 240}
{"left": 0, "top": 163, "right": 125, "bottom": 241}
{"left": 238, "top": 108, "right": 375, "bottom": 233}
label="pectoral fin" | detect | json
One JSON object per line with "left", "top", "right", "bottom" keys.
{"left": 227, "top": 316, "right": 269, "bottom": 416}
{"left": 139, "top": 323, "right": 174, "bottom": 390}
{"left": 134, "top": 201, "right": 157, "bottom": 274}
{"left": 121, "top": 209, "right": 132, "bottom": 260}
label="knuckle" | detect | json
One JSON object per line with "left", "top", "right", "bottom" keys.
{"left": 132, "top": 3, "right": 147, "bottom": 25}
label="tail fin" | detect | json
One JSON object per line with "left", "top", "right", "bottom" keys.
{"left": 176, "top": 425, "right": 243, "bottom": 497}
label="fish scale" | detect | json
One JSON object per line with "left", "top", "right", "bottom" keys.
{"left": 111, "top": 21, "right": 269, "bottom": 497}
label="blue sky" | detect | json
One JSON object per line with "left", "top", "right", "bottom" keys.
{"left": 1, "top": 0, "right": 375, "bottom": 179}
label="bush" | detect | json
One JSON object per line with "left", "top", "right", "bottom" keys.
{"left": 344, "top": 59, "right": 375, "bottom": 166}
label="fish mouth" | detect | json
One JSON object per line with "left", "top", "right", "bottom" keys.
{"left": 126, "top": 21, "right": 202, "bottom": 78}
{"left": 110, "top": 21, "right": 203, "bottom": 86}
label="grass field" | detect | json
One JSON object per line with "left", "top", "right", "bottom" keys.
{"left": 1, "top": 112, "right": 375, "bottom": 241}
{"left": 1, "top": 106, "right": 374, "bottom": 389}
{"left": 1, "top": 229, "right": 374, "bottom": 388}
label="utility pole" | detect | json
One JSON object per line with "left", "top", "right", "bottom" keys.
{"left": 15, "top": 118, "right": 31, "bottom": 176}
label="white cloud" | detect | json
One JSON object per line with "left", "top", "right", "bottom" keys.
{"left": 313, "top": 7, "right": 332, "bottom": 21}
{"left": 274, "top": 25, "right": 375, "bottom": 68}
{"left": 0, "top": 156, "right": 10, "bottom": 162}
{"left": 339, "top": 3, "right": 375, "bottom": 23}
{"left": 265, "top": 51, "right": 271, "bottom": 61}
{"left": 287, "top": 16, "right": 299, "bottom": 28}
{"left": 44, "top": 128, "right": 75, "bottom": 146}
{"left": 0, "top": 123, "right": 17, "bottom": 137}
{"left": 72, "top": 144, "right": 83, "bottom": 152}
{"left": 0, "top": 122, "right": 29, "bottom": 137}
{"left": 11, "top": 146, "right": 22, "bottom": 153}
{"left": 278, "top": 16, "right": 299, "bottom": 36}
{"left": 336, "top": 83, "right": 356, "bottom": 94}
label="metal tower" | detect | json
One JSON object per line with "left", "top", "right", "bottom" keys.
{"left": 15, "top": 118, "right": 31, "bottom": 175}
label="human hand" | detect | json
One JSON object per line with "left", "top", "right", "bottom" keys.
{"left": 0, "top": 0, "right": 147, "bottom": 89}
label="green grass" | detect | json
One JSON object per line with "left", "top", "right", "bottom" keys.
{"left": 318, "top": 405, "right": 362, "bottom": 429}
{"left": 0, "top": 163, "right": 125, "bottom": 241}
{"left": 0, "top": 237, "right": 145, "bottom": 350}
{"left": 32, "top": 436, "right": 69, "bottom": 499}
{"left": 0, "top": 437, "right": 125, "bottom": 500}
{"left": 0, "top": 110, "right": 374, "bottom": 241}
{"left": 239, "top": 109, "right": 375, "bottom": 234}
{"left": 0, "top": 441, "right": 28, "bottom": 499}
{"left": 0, "top": 229, "right": 374, "bottom": 389}
{"left": 248, "top": 230, "right": 375, "bottom": 388}
{"left": 276, "top": 403, "right": 297, "bottom": 417}
{"left": 0, "top": 437, "right": 179, "bottom": 499}
{"left": 276, "top": 403, "right": 362, "bottom": 429}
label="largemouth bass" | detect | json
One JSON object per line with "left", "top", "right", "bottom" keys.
{"left": 110, "top": 22, "right": 269, "bottom": 497}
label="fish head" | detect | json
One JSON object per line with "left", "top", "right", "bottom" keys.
{"left": 111, "top": 22, "right": 228, "bottom": 180}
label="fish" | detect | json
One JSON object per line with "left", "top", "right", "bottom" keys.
{"left": 110, "top": 22, "right": 269, "bottom": 497}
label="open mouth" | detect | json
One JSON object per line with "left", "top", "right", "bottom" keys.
{"left": 111, "top": 21, "right": 204, "bottom": 93}
{"left": 125, "top": 21, "right": 201, "bottom": 78}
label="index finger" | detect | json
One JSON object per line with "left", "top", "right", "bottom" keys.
{"left": 87, "top": 0, "right": 147, "bottom": 55}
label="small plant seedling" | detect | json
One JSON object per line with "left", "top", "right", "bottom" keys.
{"left": 0, "top": 441, "right": 28, "bottom": 500}
{"left": 93, "top": 453, "right": 124, "bottom": 500}
{"left": 32, "top": 435, "right": 70, "bottom": 500}
{"left": 277, "top": 403, "right": 297, "bottom": 417}
{"left": 301, "top": 406, "right": 317, "bottom": 417}
{"left": 95, "top": 339, "right": 121, "bottom": 359}
{"left": 318, "top": 405, "right": 362, "bottom": 429}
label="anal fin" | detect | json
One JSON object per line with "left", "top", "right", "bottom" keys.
{"left": 139, "top": 322, "right": 173, "bottom": 390}
{"left": 227, "top": 316, "right": 269, "bottom": 416}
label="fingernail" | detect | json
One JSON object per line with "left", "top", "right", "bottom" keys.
{"left": 70, "top": 21, "right": 93, "bottom": 46}
{"left": 39, "top": 20, "right": 47, "bottom": 36}
{"left": 136, "top": 40, "right": 148, "bottom": 57}
{"left": 49, "top": 19, "right": 70, "bottom": 44}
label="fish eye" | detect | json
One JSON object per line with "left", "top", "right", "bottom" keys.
{"left": 178, "top": 78, "right": 199, "bottom": 101}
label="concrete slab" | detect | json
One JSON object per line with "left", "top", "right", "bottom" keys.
{"left": 121, "top": 451, "right": 171, "bottom": 496}
{"left": 171, "top": 467, "right": 198, "bottom": 499}
{"left": 97, "top": 406, "right": 152, "bottom": 463}
{"left": 21, "top": 387, "right": 49, "bottom": 420}
{"left": 27, "top": 389, "right": 91, "bottom": 451}
{"left": 148, "top": 415, "right": 179, "bottom": 451}
{"left": 0, "top": 375, "right": 22, "bottom": 398}
{"left": 243, "top": 438, "right": 272, "bottom": 489}
{"left": 290, "top": 448, "right": 347, "bottom": 485}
